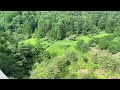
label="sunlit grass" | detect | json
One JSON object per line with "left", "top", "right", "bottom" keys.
{"left": 93, "top": 31, "right": 109, "bottom": 38}
{"left": 19, "top": 31, "right": 110, "bottom": 58}
{"left": 18, "top": 38, "right": 37, "bottom": 46}
{"left": 76, "top": 35, "right": 91, "bottom": 43}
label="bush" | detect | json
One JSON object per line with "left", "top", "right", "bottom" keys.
{"left": 114, "top": 26, "right": 120, "bottom": 37}
{"left": 76, "top": 40, "right": 90, "bottom": 53}
{"left": 89, "top": 37, "right": 99, "bottom": 47}
{"left": 67, "top": 35, "right": 77, "bottom": 41}
{"left": 80, "top": 72, "right": 98, "bottom": 79}
{"left": 30, "top": 51, "right": 78, "bottom": 79}
{"left": 92, "top": 49, "right": 119, "bottom": 71}
{"left": 88, "top": 34, "right": 93, "bottom": 38}
{"left": 108, "top": 38, "right": 120, "bottom": 54}
{"left": 43, "top": 37, "right": 49, "bottom": 41}
{"left": 98, "top": 35, "right": 114, "bottom": 50}
{"left": 65, "top": 51, "right": 78, "bottom": 63}
{"left": 108, "top": 43, "right": 120, "bottom": 54}
{"left": 30, "top": 56, "right": 69, "bottom": 79}
{"left": 66, "top": 31, "right": 71, "bottom": 37}
{"left": 83, "top": 57, "right": 89, "bottom": 63}
{"left": 98, "top": 37, "right": 108, "bottom": 49}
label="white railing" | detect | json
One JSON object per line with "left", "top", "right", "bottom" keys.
{"left": 0, "top": 70, "right": 8, "bottom": 79}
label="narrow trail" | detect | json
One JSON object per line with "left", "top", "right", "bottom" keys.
{"left": 46, "top": 40, "right": 57, "bottom": 51}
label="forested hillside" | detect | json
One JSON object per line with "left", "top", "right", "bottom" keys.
{"left": 1, "top": 11, "right": 120, "bottom": 79}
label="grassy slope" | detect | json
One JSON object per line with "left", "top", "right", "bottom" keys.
{"left": 22, "top": 31, "right": 120, "bottom": 79}
{"left": 18, "top": 38, "right": 37, "bottom": 46}
{"left": 27, "top": 32, "right": 120, "bottom": 79}
{"left": 18, "top": 31, "right": 109, "bottom": 61}
{"left": 48, "top": 31, "right": 109, "bottom": 57}
{"left": 19, "top": 31, "right": 109, "bottom": 58}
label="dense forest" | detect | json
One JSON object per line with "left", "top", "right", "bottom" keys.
{"left": 1, "top": 11, "right": 120, "bottom": 79}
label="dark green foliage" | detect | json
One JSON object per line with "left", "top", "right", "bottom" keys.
{"left": 1, "top": 11, "right": 120, "bottom": 79}
{"left": 98, "top": 16, "right": 107, "bottom": 30}
{"left": 105, "top": 18, "right": 117, "bottom": 33}
{"left": 83, "top": 57, "right": 89, "bottom": 63}
{"left": 65, "top": 51, "right": 78, "bottom": 63}
{"left": 98, "top": 37, "right": 109, "bottom": 49}
{"left": 89, "top": 37, "right": 99, "bottom": 47}
{"left": 1, "top": 11, "right": 120, "bottom": 40}
{"left": 76, "top": 40, "right": 90, "bottom": 53}
{"left": 0, "top": 31, "right": 50, "bottom": 79}
{"left": 97, "top": 34, "right": 120, "bottom": 54}
{"left": 114, "top": 26, "right": 120, "bottom": 37}
{"left": 98, "top": 35, "right": 114, "bottom": 50}
{"left": 108, "top": 37, "right": 120, "bottom": 54}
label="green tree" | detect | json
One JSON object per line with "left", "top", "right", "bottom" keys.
{"left": 76, "top": 40, "right": 90, "bottom": 53}
{"left": 108, "top": 37, "right": 120, "bottom": 54}
{"left": 114, "top": 26, "right": 120, "bottom": 37}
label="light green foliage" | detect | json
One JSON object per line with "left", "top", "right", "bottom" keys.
{"left": 18, "top": 38, "right": 37, "bottom": 46}
{"left": 92, "top": 49, "right": 119, "bottom": 71}
{"left": 1, "top": 11, "right": 120, "bottom": 79}
{"left": 34, "top": 27, "right": 44, "bottom": 39}
{"left": 30, "top": 57, "right": 67, "bottom": 79}
{"left": 67, "top": 35, "right": 77, "bottom": 41}
{"left": 65, "top": 51, "right": 78, "bottom": 63}
{"left": 30, "top": 51, "right": 78, "bottom": 79}
{"left": 48, "top": 39, "right": 77, "bottom": 57}
{"left": 93, "top": 31, "right": 109, "bottom": 38}
{"left": 76, "top": 35, "right": 91, "bottom": 43}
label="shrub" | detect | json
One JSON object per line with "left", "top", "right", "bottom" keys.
{"left": 65, "top": 51, "right": 78, "bottom": 63}
{"left": 98, "top": 35, "right": 114, "bottom": 50}
{"left": 30, "top": 56, "right": 69, "bottom": 79}
{"left": 67, "top": 35, "right": 77, "bottom": 41}
{"left": 108, "top": 43, "right": 120, "bottom": 54}
{"left": 83, "top": 57, "right": 89, "bottom": 63}
{"left": 88, "top": 34, "right": 93, "bottom": 38}
{"left": 92, "top": 49, "right": 119, "bottom": 71}
{"left": 98, "top": 37, "right": 109, "bottom": 49}
{"left": 89, "top": 37, "right": 99, "bottom": 47}
{"left": 66, "top": 31, "right": 71, "bottom": 37}
{"left": 114, "top": 26, "right": 120, "bottom": 37}
{"left": 76, "top": 40, "right": 90, "bottom": 53}
{"left": 80, "top": 72, "right": 98, "bottom": 79}
{"left": 108, "top": 37, "right": 120, "bottom": 54}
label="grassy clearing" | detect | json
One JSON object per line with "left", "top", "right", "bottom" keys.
{"left": 76, "top": 35, "right": 91, "bottom": 43}
{"left": 47, "top": 31, "right": 110, "bottom": 57}
{"left": 48, "top": 39, "right": 79, "bottom": 57}
{"left": 20, "top": 31, "right": 115, "bottom": 78}
{"left": 19, "top": 31, "right": 110, "bottom": 58}
{"left": 93, "top": 31, "right": 109, "bottom": 38}
{"left": 18, "top": 38, "right": 37, "bottom": 46}
{"left": 48, "top": 35, "right": 91, "bottom": 57}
